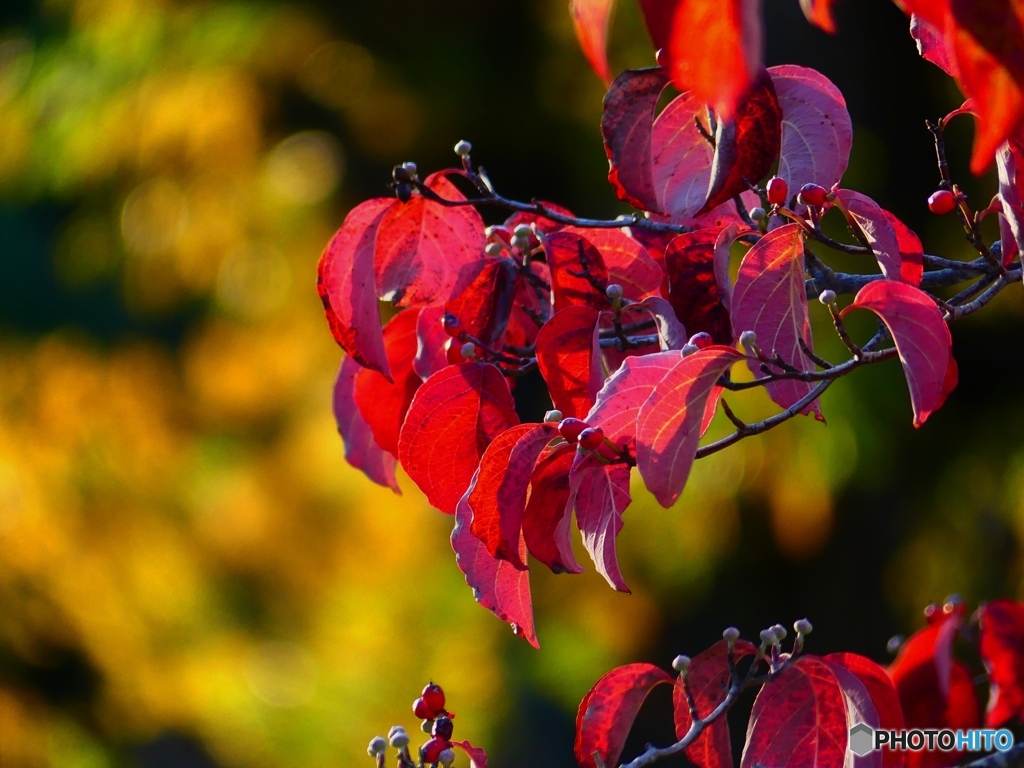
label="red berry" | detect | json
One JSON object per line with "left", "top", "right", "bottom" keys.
{"left": 688, "top": 332, "right": 713, "bottom": 349}
{"left": 766, "top": 176, "right": 788, "bottom": 205}
{"left": 798, "top": 183, "right": 828, "bottom": 207}
{"left": 421, "top": 683, "right": 446, "bottom": 715}
{"left": 928, "top": 189, "right": 957, "bottom": 215}
{"left": 578, "top": 426, "right": 605, "bottom": 451}
{"left": 421, "top": 737, "right": 450, "bottom": 765}
{"left": 557, "top": 418, "right": 589, "bottom": 444}
{"left": 432, "top": 716, "right": 454, "bottom": 740}
{"left": 413, "top": 697, "right": 437, "bottom": 720}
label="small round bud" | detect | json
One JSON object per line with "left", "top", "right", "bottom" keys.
{"left": 558, "top": 417, "right": 589, "bottom": 444}
{"left": 818, "top": 289, "right": 837, "bottom": 307}
{"left": 389, "top": 726, "right": 406, "bottom": 740}
{"left": 485, "top": 242, "right": 503, "bottom": 257}
{"left": 798, "top": 183, "right": 828, "bottom": 207}
{"left": 887, "top": 635, "right": 904, "bottom": 655}
{"left": 454, "top": 140, "right": 472, "bottom": 157}
{"left": 512, "top": 224, "right": 532, "bottom": 240}
{"left": 390, "top": 731, "right": 410, "bottom": 749}
{"left": 511, "top": 235, "right": 531, "bottom": 251}
{"left": 928, "top": 189, "right": 957, "bottom": 215}
{"left": 544, "top": 409, "right": 564, "bottom": 423}
{"left": 672, "top": 654, "right": 691, "bottom": 672}
{"left": 943, "top": 593, "right": 963, "bottom": 613}
{"left": 402, "top": 161, "right": 418, "bottom": 177}
{"left": 578, "top": 426, "right": 605, "bottom": 451}
{"left": 439, "top": 749, "right": 456, "bottom": 768}
{"left": 460, "top": 342, "right": 476, "bottom": 359}
{"left": 368, "top": 737, "right": 388, "bottom": 757}
{"left": 766, "top": 176, "right": 789, "bottom": 206}
{"left": 421, "top": 719, "right": 434, "bottom": 734}
{"left": 760, "top": 628, "right": 777, "bottom": 645}
{"left": 681, "top": 343, "right": 700, "bottom": 357}
{"left": 739, "top": 330, "right": 757, "bottom": 349}
{"left": 723, "top": 627, "right": 741, "bottom": 642}
{"left": 688, "top": 332, "right": 713, "bottom": 350}
{"left": 750, "top": 207, "right": 766, "bottom": 222}
{"left": 432, "top": 716, "right": 454, "bottom": 740}
{"left": 484, "top": 226, "right": 496, "bottom": 238}
{"left": 794, "top": 618, "right": 813, "bottom": 636}
{"left": 605, "top": 283, "right": 624, "bottom": 301}
{"left": 771, "top": 624, "right": 787, "bottom": 642}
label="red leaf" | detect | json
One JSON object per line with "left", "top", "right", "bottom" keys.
{"left": 702, "top": 71, "right": 783, "bottom": 213}
{"left": 452, "top": 484, "right": 537, "bottom": 648}
{"left": 353, "top": 309, "right": 421, "bottom": 457}
{"left": 769, "top": 65, "right": 853, "bottom": 200}
{"left": 569, "top": 452, "right": 632, "bottom": 592}
{"left": 522, "top": 444, "right": 584, "bottom": 574}
{"left": 884, "top": 211, "right": 926, "bottom": 287}
{"left": 652, "top": 91, "right": 716, "bottom": 219}
{"left": 399, "top": 362, "right": 519, "bottom": 514}
{"left": 979, "top": 599, "right": 1024, "bottom": 727}
{"left": 997, "top": 138, "right": 1024, "bottom": 258}
{"left": 505, "top": 202, "right": 576, "bottom": 236}
{"left": 317, "top": 198, "right": 393, "bottom": 378}
{"left": 842, "top": 281, "right": 957, "bottom": 427}
{"left": 666, "top": 0, "right": 764, "bottom": 118}
{"left": 911, "top": 14, "right": 956, "bottom": 76}
{"left": 413, "top": 305, "right": 450, "bottom": 381}
{"left": 602, "top": 67, "right": 671, "bottom": 212}
{"left": 468, "top": 423, "right": 559, "bottom": 569}
{"left": 673, "top": 639, "right": 757, "bottom": 768}
{"left": 566, "top": 228, "right": 665, "bottom": 301}
{"left": 444, "top": 257, "right": 519, "bottom": 348}
{"left": 800, "top": 0, "right": 841, "bottom": 33}
{"left": 665, "top": 230, "right": 735, "bottom": 345}
{"left": 375, "top": 173, "right": 485, "bottom": 306}
{"left": 575, "top": 663, "right": 674, "bottom": 768}
{"left": 834, "top": 190, "right": 916, "bottom": 284}
{"left": 732, "top": 223, "right": 822, "bottom": 418}
{"left": 451, "top": 741, "right": 489, "bottom": 768}
{"left": 741, "top": 656, "right": 849, "bottom": 768}
{"left": 571, "top": 0, "right": 616, "bottom": 84}
{"left": 586, "top": 351, "right": 682, "bottom": 446}
{"left": 826, "top": 653, "right": 906, "bottom": 768}
{"left": 638, "top": 296, "right": 689, "bottom": 351}
{"left": 332, "top": 356, "right": 399, "bottom": 492}
{"left": 543, "top": 230, "right": 611, "bottom": 311}
{"left": 636, "top": 347, "right": 745, "bottom": 507}
{"left": 536, "top": 305, "right": 604, "bottom": 419}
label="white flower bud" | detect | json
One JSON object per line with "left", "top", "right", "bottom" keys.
{"left": 672, "top": 654, "right": 691, "bottom": 672}
{"left": 390, "top": 731, "right": 410, "bottom": 749}
{"left": 681, "top": 343, "right": 700, "bottom": 357}
{"left": 460, "top": 342, "right": 476, "bottom": 359}
{"left": 772, "top": 624, "right": 787, "bottom": 642}
{"left": 544, "top": 409, "right": 564, "bottom": 423}
{"left": 454, "top": 140, "right": 472, "bottom": 157}
{"left": 484, "top": 226, "right": 496, "bottom": 238}
{"left": 512, "top": 224, "right": 532, "bottom": 240}
{"left": 739, "top": 330, "right": 757, "bottom": 349}
{"left": 794, "top": 618, "right": 813, "bottom": 636}
{"left": 368, "top": 737, "right": 388, "bottom": 757}
{"left": 388, "top": 726, "right": 406, "bottom": 740}
{"left": 723, "top": 627, "right": 740, "bottom": 642}
{"left": 439, "top": 748, "right": 457, "bottom": 767}
{"left": 750, "top": 207, "right": 766, "bottom": 222}
{"left": 484, "top": 242, "right": 503, "bottom": 257}
{"left": 402, "top": 161, "right": 418, "bottom": 177}
{"left": 605, "top": 283, "right": 624, "bottom": 301}
{"left": 818, "top": 289, "right": 837, "bottom": 307}
{"left": 760, "top": 628, "right": 777, "bottom": 645}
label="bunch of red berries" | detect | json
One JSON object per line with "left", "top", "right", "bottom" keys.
{"left": 366, "top": 683, "right": 458, "bottom": 767}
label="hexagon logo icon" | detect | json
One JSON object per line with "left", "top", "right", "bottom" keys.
{"left": 849, "top": 723, "right": 875, "bottom": 757}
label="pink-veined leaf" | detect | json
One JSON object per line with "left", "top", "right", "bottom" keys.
{"left": 834, "top": 190, "right": 911, "bottom": 283}
{"left": 569, "top": 452, "right": 632, "bottom": 592}
{"left": 801, "top": 0, "right": 841, "bottom": 33}
{"left": 536, "top": 305, "right": 604, "bottom": 420}
{"left": 571, "top": 0, "right": 616, "bottom": 84}
{"left": 353, "top": 309, "right": 422, "bottom": 458}
{"left": 636, "top": 347, "right": 745, "bottom": 507}
{"left": 978, "top": 599, "right": 1024, "bottom": 727}
{"left": 451, "top": 741, "right": 489, "bottom": 768}
{"left": 1000, "top": 213, "right": 1021, "bottom": 267}
{"left": 543, "top": 230, "right": 611, "bottom": 311}
{"left": 827, "top": 653, "right": 906, "bottom": 768}
{"left": 715, "top": 223, "right": 744, "bottom": 312}
{"left": 575, "top": 663, "right": 674, "bottom": 768}
{"left": 413, "top": 305, "right": 450, "bottom": 381}
{"left": 522, "top": 444, "right": 584, "bottom": 575}
{"left": 911, "top": 14, "right": 956, "bottom": 76}
{"left": 444, "top": 257, "right": 518, "bottom": 348}
{"left": 452, "top": 482, "right": 537, "bottom": 648}
{"left": 741, "top": 656, "right": 849, "bottom": 768}
{"left": 468, "top": 423, "right": 559, "bottom": 570}
{"left": 997, "top": 138, "right": 1024, "bottom": 257}
{"left": 638, "top": 296, "right": 688, "bottom": 350}
{"left": 565, "top": 227, "right": 665, "bottom": 300}
{"left": 732, "top": 223, "right": 822, "bottom": 418}
{"left": 842, "top": 281, "right": 957, "bottom": 427}
{"left": 673, "top": 639, "right": 758, "bottom": 768}
{"left": 332, "top": 356, "right": 399, "bottom": 493}
{"left": 665, "top": 230, "right": 735, "bottom": 345}
{"left": 586, "top": 351, "right": 682, "bottom": 446}
{"left": 823, "top": 659, "right": 884, "bottom": 768}
{"left": 375, "top": 173, "right": 485, "bottom": 307}
{"left": 317, "top": 198, "right": 393, "bottom": 378}
{"left": 652, "top": 91, "right": 716, "bottom": 219}
{"left": 769, "top": 65, "right": 853, "bottom": 198}
{"left": 399, "top": 362, "right": 519, "bottom": 514}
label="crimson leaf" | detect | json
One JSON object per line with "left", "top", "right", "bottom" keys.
{"left": 978, "top": 599, "right": 1024, "bottom": 727}
{"left": 332, "top": 356, "right": 399, "bottom": 493}
{"left": 536, "top": 305, "right": 604, "bottom": 420}
{"left": 522, "top": 444, "right": 584, "bottom": 575}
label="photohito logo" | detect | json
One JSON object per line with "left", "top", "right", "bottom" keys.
{"left": 848, "top": 724, "right": 1015, "bottom": 756}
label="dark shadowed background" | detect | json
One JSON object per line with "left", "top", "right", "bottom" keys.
{"left": 0, "top": 0, "right": 1020, "bottom": 766}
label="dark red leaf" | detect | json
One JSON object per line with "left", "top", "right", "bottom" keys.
{"left": 468, "top": 423, "right": 559, "bottom": 569}
{"left": 673, "top": 639, "right": 757, "bottom": 768}
{"left": 911, "top": 14, "right": 956, "bottom": 76}
{"left": 842, "top": 281, "right": 957, "bottom": 427}
{"left": 978, "top": 599, "right": 1024, "bottom": 727}
{"left": 569, "top": 453, "right": 633, "bottom": 592}
{"left": 333, "top": 356, "right": 399, "bottom": 492}
{"left": 884, "top": 211, "right": 926, "bottom": 287}
{"left": 834, "top": 190, "right": 916, "bottom": 283}
{"left": 702, "top": 71, "right": 783, "bottom": 213}
{"left": 399, "top": 362, "right": 519, "bottom": 514}
{"left": 575, "top": 663, "right": 674, "bottom": 768}
{"left": 452, "top": 486, "right": 537, "bottom": 648}
{"left": 375, "top": 173, "right": 485, "bottom": 306}
{"left": 317, "top": 198, "right": 393, "bottom": 378}
{"left": 413, "top": 305, "right": 450, "bottom": 381}
{"left": 732, "top": 223, "right": 822, "bottom": 418}
{"left": 566, "top": 228, "right": 665, "bottom": 301}
{"left": 664, "top": 230, "right": 735, "bottom": 345}
{"left": 636, "top": 347, "right": 745, "bottom": 507}
{"left": 826, "top": 653, "right": 906, "bottom": 768}
{"left": 353, "top": 309, "right": 421, "bottom": 458}
{"left": 450, "top": 741, "right": 489, "bottom": 768}
{"left": 536, "top": 305, "right": 603, "bottom": 419}
{"left": 522, "top": 444, "right": 584, "bottom": 574}
{"left": 444, "top": 258, "right": 519, "bottom": 348}
{"left": 543, "top": 230, "right": 611, "bottom": 311}
{"left": 571, "top": 0, "right": 616, "bottom": 84}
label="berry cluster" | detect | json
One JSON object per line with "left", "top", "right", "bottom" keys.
{"left": 367, "top": 683, "right": 476, "bottom": 768}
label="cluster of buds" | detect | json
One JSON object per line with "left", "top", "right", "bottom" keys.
{"left": 367, "top": 683, "right": 457, "bottom": 768}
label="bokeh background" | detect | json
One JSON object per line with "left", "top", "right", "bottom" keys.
{"left": 0, "top": 0, "right": 1021, "bottom": 766}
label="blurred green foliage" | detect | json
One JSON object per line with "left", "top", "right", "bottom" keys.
{"left": 0, "top": 1, "right": 1022, "bottom": 767}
